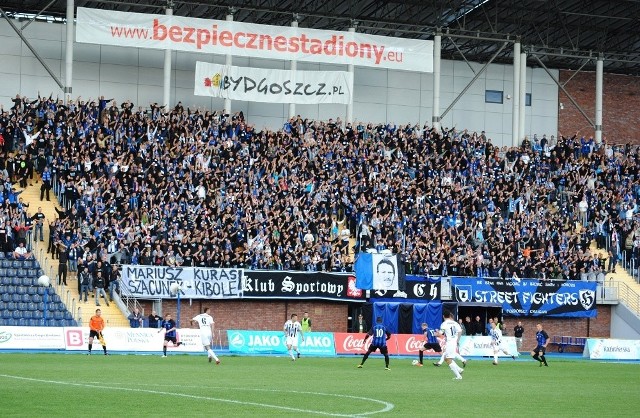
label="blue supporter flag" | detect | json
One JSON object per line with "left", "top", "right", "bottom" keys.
{"left": 355, "top": 253, "right": 405, "bottom": 291}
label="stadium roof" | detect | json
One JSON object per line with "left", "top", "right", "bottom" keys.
{"left": 3, "top": 0, "right": 640, "bottom": 74}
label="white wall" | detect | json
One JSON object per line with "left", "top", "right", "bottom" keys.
{"left": 0, "top": 19, "right": 558, "bottom": 147}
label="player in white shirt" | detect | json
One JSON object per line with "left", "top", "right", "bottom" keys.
{"left": 439, "top": 310, "right": 465, "bottom": 380}
{"left": 489, "top": 321, "right": 516, "bottom": 365}
{"left": 192, "top": 307, "right": 220, "bottom": 365}
{"left": 283, "top": 313, "right": 305, "bottom": 361}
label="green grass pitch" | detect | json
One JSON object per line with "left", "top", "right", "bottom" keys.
{"left": 0, "top": 353, "right": 638, "bottom": 417}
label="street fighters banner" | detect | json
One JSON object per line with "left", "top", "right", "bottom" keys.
{"left": 451, "top": 278, "right": 597, "bottom": 318}
{"left": 242, "top": 271, "right": 365, "bottom": 302}
{"left": 370, "top": 275, "right": 441, "bottom": 301}
{"left": 121, "top": 265, "right": 243, "bottom": 299}
{"left": 195, "top": 62, "right": 353, "bottom": 104}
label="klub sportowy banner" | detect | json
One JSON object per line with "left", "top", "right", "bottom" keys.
{"left": 76, "top": 8, "right": 433, "bottom": 72}
{"left": 582, "top": 338, "right": 640, "bottom": 360}
{"left": 451, "top": 278, "right": 597, "bottom": 317}
{"left": 195, "top": 62, "right": 353, "bottom": 104}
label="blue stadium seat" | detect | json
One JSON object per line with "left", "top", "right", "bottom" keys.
{"left": 1, "top": 293, "right": 9, "bottom": 303}
{"left": 65, "top": 319, "right": 77, "bottom": 327}
{"left": 53, "top": 311, "right": 63, "bottom": 320}
{"left": 12, "top": 310, "right": 22, "bottom": 319}
{"left": 51, "top": 294, "right": 61, "bottom": 303}
{"left": 22, "top": 260, "right": 34, "bottom": 268}
{"left": 17, "top": 302, "right": 27, "bottom": 311}
{"left": 55, "top": 319, "right": 66, "bottom": 327}
{"left": 63, "top": 311, "right": 73, "bottom": 320}
{"left": 27, "top": 319, "right": 39, "bottom": 327}
{"left": 11, "top": 294, "right": 21, "bottom": 303}
{"left": 27, "top": 269, "right": 38, "bottom": 278}
{"left": 6, "top": 302, "right": 16, "bottom": 311}
{"left": 0, "top": 268, "right": 7, "bottom": 277}
{"left": 11, "top": 277, "right": 21, "bottom": 286}
{"left": 0, "top": 251, "right": 5, "bottom": 259}
{"left": 12, "top": 260, "right": 22, "bottom": 268}
{"left": 36, "top": 302, "right": 44, "bottom": 311}
{"left": 17, "top": 268, "right": 27, "bottom": 277}
{"left": 2, "top": 310, "right": 11, "bottom": 319}
{"left": 16, "top": 285, "right": 27, "bottom": 295}
{"left": 46, "top": 319, "right": 56, "bottom": 327}
{"left": 0, "top": 277, "right": 9, "bottom": 286}
{"left": 0, "top": 301, "right": 5, "bottom": 310}
{"left": 7, "top": 318, "right": 17, "bottom": 326}
{"left": 36, "top": 287, "right": 45, "bottom": 296}
{"left": 31, "top": 294, "right": 41, "bottom": 303}
{"left": 22, "top": 310, "right": 33, "bottom": 319}
{"left": 23, "top": 277, "right": 36, "bottom": 286}
{"left": 38, "top": 269, "right": 45, "bottom": 277}
{"left": 1, "top": 260, "right": 10, "bottom": 268}
{"left": 47, "top": 287, "right": 55, "bottom": 296}
{"left": 17, "top": 318, "right": 26, "bottom": 327}
{"left": 7, "top": 285, "right": 16, "bottom": 294}
{"left": 6, "top": 268, "right": 16, "bottom": 277}
{"left": 21, "top": 294, "right": 30, "bottom": 303}
{"left": 27, "top": 286, "right": 38, "bottom": 295}
{"left": 32, "top": 310, "right": 41, "bottom": 319}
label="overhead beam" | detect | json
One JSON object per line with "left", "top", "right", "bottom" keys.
{"left": 0, "top": 7, "right": 64, "bottom": 90}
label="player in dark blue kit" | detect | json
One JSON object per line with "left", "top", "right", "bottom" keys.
{"left": 158, "top": 313, "right": 183, "bottom": 357}
{"left": 531, "top": 323, "right": 549, "bottom": 367}
{"left": 357, "top": 317, "right": 392, "bottom": 370}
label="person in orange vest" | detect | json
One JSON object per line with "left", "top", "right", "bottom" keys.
{"left": 88, "top": 308, "right": 108, "bottom": 355}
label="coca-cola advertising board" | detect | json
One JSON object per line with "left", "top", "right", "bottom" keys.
{"left": 394, "top": 334, "right": 443, "bottom": 356}
{"left": 334, "top": 333, "right": 441, "bottom": 356}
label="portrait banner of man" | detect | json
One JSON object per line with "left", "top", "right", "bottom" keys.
{"left": 355, "top": 252, "right": 405, "bottom": 291}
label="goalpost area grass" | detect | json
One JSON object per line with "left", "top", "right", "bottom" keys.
{"left": 0, "top": 353, "right": 638, "bottom": 417}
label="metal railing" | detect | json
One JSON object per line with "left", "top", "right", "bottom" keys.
{"left": 605, "top": 280, "right": 640, "bottom": 318}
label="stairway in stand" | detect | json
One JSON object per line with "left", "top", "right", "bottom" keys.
{"left": 17, "top": 178, "right": 130, "bottom": 327}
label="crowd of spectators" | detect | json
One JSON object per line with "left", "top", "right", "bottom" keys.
{"left": 0, "top": 92, "right": 638, "bottom": 281}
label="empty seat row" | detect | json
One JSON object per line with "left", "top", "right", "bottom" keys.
{"left": 0, "top": 259, "right": 40, "bottom": 269}
{"left": 1, "top": 292, "right": 61, "bottom": 304}
{"left": 0, "top": 300, "right": 68, "bottom": 311}
{"left": 0, "top": 318, "right": 77, "bottom": 327}
{"left": 0, "top": 269, "right": 45, "bottom": 280}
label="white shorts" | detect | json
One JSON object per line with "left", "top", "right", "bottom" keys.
{"left": 200, "top": 331, "right": 212, "bottom": 346}
{"left": 285, "top": 336, "right": 298, "bottom": 348}
{"left": 444, "top": 340, "right": 458, "bottom": 359}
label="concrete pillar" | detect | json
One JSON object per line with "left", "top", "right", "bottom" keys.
{"left": 289, "top": 20, "right": 298, "bottom": 119}
{"left": 346, "top": 27, "right": 355, "bottom": 124}
{"left": 595, "top": 55, "right": 604, "bottom": 144}
{"left": 163, "top": 7, "right": 172, "bottom": 109}
{"left": 512, "top": 42, "right": 520, "bottom": 147}
{"left": 64, "top": 0, "right": 74, "bottom": 104}
{"left": 224, "top": 14, "right": 234, "bottom": 114}
{"left": 519, "top": 52, "right": 527, "bottom": 143}
{"left": 432, "top": 33, "right": 441, "bottom": 131}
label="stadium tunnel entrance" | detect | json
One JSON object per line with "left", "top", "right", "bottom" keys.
{"left": 457, "top": 303, "right": 503, "bottom": 336}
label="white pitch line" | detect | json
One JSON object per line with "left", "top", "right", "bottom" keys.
{"left": 0, "top": 374, "right": 394, "bottom": 417}
{"left": 101, "top": 382, "right": 396, "bottom": 416}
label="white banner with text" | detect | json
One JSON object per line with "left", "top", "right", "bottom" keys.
{"left": 195, "top": 62, "right": 353, "bottom": 104}
{"left": 583, "top": 338, "right": 640, "bottom": 360}
{"left": 121, "top": 265, "right": 243, "bottom": 299}
{"left": 76, "top": 8, "right": 433, "bottom": 72}
{"left": 458, "top": 336, "right": 519, "bottom": 357}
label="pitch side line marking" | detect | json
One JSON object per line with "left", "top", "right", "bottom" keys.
{"left": 0, "top": 374, "right": 394, "bottom": 417}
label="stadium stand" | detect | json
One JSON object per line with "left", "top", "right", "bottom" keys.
{"left": 1, "top": 92, "right": 635, "bottom": 287}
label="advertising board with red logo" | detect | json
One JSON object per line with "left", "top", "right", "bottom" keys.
{"left": 334, "top": 333, "right": 443, "bottom": 356}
